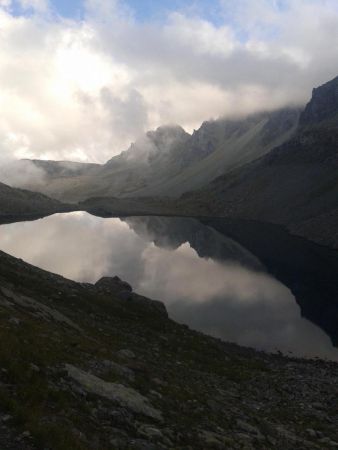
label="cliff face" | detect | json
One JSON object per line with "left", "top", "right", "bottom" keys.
{"left": 300, "top": 76, "right": 338, "bottom": 126}
{"left": 0, "top": 248, "right": 338, "bottom": 449}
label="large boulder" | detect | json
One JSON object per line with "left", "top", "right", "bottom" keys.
{"left": 95, "top": 276, "right": 132, "bottom": 295}
{"left": 65, "top": 364, "right": 162, "bottom": 421}
{"left": 95, "top": 277, "right": 168, "bottom": 317}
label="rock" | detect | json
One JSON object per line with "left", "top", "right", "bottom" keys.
{"left": 149, "top": 390, "right": 162, "bottom": 400}
{"left": 29, "top": 363, "right": 40, "bottom": 373}
{"left": 152, "top": 378, "right": 166, "bottom": 387}
{"left": 1, "top": 414, "right": 12, "bottom": 423}
{"left": 276, "top": 426, "right": 299, "bottom": 443}
{"left": 138, "top": 424, "right": 163, "bottom": 441}
{"left": 108, "top": 409, "right": 133, "bottom": 426}
{"left": 306, "top": 428, "right": 317, "bottom": 438}
{"left": 121, "top": 292, "right": 168, "bottom": 317}
{"left": 109, "top": 438, "right": 127, "bottom": 449}
{"left": 300, "top": 76, "right": 338, "bottom": 126}
{"left": 117, "top": 349, "right": 136, "bottom": 360}
{"left": 1, "top": 287, "right": 82, "bottom": 332}
{"left": 65, "top": 364, "right": 162, "bottom": 421}
{"left": 312, "top": 402, "right": 325, "bottom": 410}
{"left": 102, "top": 360, "right": 135, "bottom": 381}
{"left": 127, "top": 439, "right": 158, "bottom": 450}
{"left": 236, "top": 419, "right": 264, "bottom": 439}
{"left": 95, "top": 277, "right": 132, "bottom": 295}
{"left": 8, "top": 317, "right": 20, "bottom": 326}
{"left": 198, "top": 430, "right": 233, "bottom": 448}
{"left": 318, "top": 437, "right": 338, "bottom": 447}
{"left": 21, "top": 431, "right": 31, "bottom": 438}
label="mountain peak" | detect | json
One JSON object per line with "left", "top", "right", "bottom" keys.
{"left": 300, "top": 75, "right": 338, "bottom": 126}
{"left": 146, "top": 124, "right": 189, "bottom": 145}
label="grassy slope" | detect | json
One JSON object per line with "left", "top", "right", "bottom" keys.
{"left": 0, "top": 183, "right": 72, "bottom": 219}
{"left": 129, "top": 114, "right": 298, "bottom": 198}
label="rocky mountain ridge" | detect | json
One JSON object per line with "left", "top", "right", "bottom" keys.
{"left": 15, "top": 108, "right": 300, "bottom": 203}
{"left": 176, "top": 76, "right": 338, "bottom": 247}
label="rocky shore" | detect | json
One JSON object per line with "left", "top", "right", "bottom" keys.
{"left": 0, "top": 249, "right": 337, "bottom": 449}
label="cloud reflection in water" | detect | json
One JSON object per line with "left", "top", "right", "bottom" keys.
{"left": 0, "top": 211, "right": 337, "bottom": 360}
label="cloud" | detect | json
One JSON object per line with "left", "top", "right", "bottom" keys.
{"left": 19, "top": 0, "right": 49, "bottom": 12}
{"left": 0, "top": 159, "right": 46, "bottom": 188}
{"left": 0, "top": 0, "right": 338, "bottom": 165}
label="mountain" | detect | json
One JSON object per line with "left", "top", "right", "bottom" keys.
{"left": 123, "top": 216, "right": 263, "bottom": 270}
{"left": 0, "top": 182, "right": 71, "bottom": 222}
{"left": 133, "top": 108, "right": 300, "bottom": 198}
{"left": 0, "top": 248, "right": 338, "bottom": 449}
{"left": 20, "top": 108, "right": 300, "bottom": 203}
{"left": 79, "top": 75, "right": 338, "bottom": 249}
{"left": 180, "top": 76, "right": 338, "bottom": 247}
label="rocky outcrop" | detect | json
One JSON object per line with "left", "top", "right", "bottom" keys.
{"left": 300, "top": 76, "right": 338, "bottom": 126}
{"left": 95, "top": 276, "right": 133, "bottom": 295}
{"left": 65, "top": 364, "right": 162, "bottom": 421}
{"left": 0, "top": 286, "right": 82, "bottom": 332}
{"left": 95, "top": 276, "right": 168, "bottom": 317}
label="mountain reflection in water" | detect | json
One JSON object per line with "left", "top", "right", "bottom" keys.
{"left": 0, "top": 211, "right": 337, "bottom": 361}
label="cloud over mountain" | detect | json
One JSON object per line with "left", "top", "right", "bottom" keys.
{"left": 0, "top": 0, "right": 338, "bottom": 163}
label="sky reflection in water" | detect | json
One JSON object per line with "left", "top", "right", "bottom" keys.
{"left": 0, "top": 211, "right": 337, "bottom": 361}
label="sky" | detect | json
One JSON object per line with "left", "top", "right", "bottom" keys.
{"left": 1, "top": 0, "right": 338, "bottom": 163}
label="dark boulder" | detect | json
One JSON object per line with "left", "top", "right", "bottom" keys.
{"left": 95, "top": 276, "right": 132, "bottom": 295}
{"left": 95, "top": 277, "right": 168, "bottom": 317}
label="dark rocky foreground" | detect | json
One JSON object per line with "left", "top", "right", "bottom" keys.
{"left": 0, "top": 250, "right": 338, "bottom": 449}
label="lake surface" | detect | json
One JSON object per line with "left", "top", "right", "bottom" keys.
{"left": 1, "top": 211, "right": 338, "bottom": 361}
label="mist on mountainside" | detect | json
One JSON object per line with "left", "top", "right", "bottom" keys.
{"left": 0, "top": 157, "right": 46, "bottom": 189}
{"left": 3, "top": 106, "right": 301, "bottom": 203}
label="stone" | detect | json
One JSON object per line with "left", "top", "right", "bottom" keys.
{"left": 138, "top": 424, "right": 163, "bottom": 440}
{"left": 122, "top": 293, "right": 168, "bottom": 317}
{"left": 102, "top": 360, "right": 135, "bottom": 381}
{"left": 1, "top": 415, "right": 12, "bottom": 423}
{"left": 312, "top": 402, "right": 325, "bottom": 410}
{"left": 8, "top": 317, "right": 20, "bottom": 326}
{"left": 1, "top": 287, "right": 82, "bottom": 332}
{"left": 95, "top": 277, "right": 132, "bottom": 295}
{"left": 198, "top": 430, "right": 234, "bottom": 449}
{"left": 65, "top": 364, "right": 162, "bottom": 421}
{"left": 21, "top": 431, "right": 31, "bottom": 438}
{"left": 117, "top": 349, "right": 136, "bottom": 359}
{"left": 30, "top": 363, "right": 40, "bottom": 373}
{"left": 109, "top": 438, "right": 127, "bottom": 449}
{"left": 306, "top": 428, "right": 317, "bottom": 438}
{"left": 128, "top": 439, "right": 158, "bottom": 450}
{"left": 236, "top": 419, "right": 263, "bottom": 439}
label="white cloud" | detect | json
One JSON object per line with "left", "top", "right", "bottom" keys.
{"left": 165, "top": 13, "right": 235, "bottom": 57}
{"left": 0, "top": 0, "right": 11, "bottom": 7}
{"left": 19, "top": 0, "right": 49, "bottom": 12}
{"left": 0, "top": 0, "right": 338, "bottom": 164}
